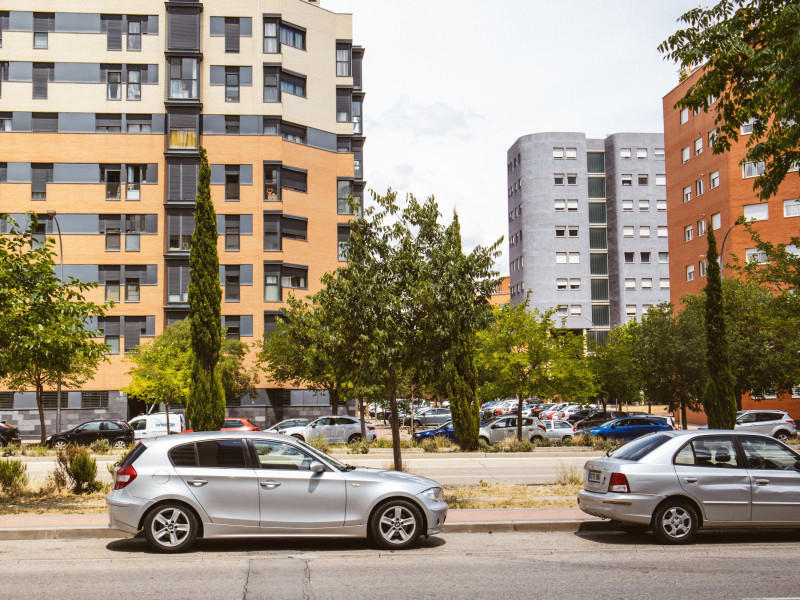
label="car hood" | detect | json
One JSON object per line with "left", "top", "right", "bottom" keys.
{"left": 344, "top": 467, "right": 441, "bottom": 491}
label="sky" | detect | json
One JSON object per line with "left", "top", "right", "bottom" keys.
{"left": 323, "top": 0, "right": 701, "bottom": 275}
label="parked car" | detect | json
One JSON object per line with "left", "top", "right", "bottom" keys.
{"left": 648, "top": 415, "right": 678, "bottom": 430}
{"left": 282, "top": 416, "right": 377, "bottom": 443}
{"left": 573, "top": 410, "right": 627, "bottom": 430}
{"left": 541, "top": 402, "right": 570, "bottom": 420}
{"left": 46, "top": 419, "right": 134, "bottom": 450}
{"left": 733, "top": 410, "right": 796, "bottom": 442}
{"left": 107, "top": 431, "right": 447, "bottom": 552}
{"left": 479, "top": 416, "right": 546, "bottom": 445}
{"left": 128, "top": 413, "right": 187, "bottom": 440}
{"left": 265, "top": 419, "right": 310, "bottom": 433}
{"left": 221, "top": 418, "right": 260, "bottom": 432}
{"left": 0, "top": 420, "right": 21, "bottom": 447}
{"left": 405, "top": 407, "right": 452, "bottom": 428}
{"left": 413, "top": 420, "right": 457, "bottom": 443}
{"left": 578, "top": 430, "right": 800, "bottom": 544}
{"left": 576, "top": 417, "right": 673, "bottom": 441}
{"left": 566, "top": 408, "right": 601, "bottom": 425}
{"left": 543, "top": 420, "right": 577, "bottom": 442}
{"left": 531, "top": 403, "right": 556, "bottom": 418}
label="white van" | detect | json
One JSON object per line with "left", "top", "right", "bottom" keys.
{"left": 128, "top": 413, "right": 186, "bottom": 440}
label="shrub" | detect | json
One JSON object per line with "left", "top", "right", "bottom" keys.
{"left": 90, "top": 438, "right": 111, "bottom": 455}
{"left": 0, "top": 459, "right": 28, "bottom": 495}
{"left": 306, "top": 436, "right": 330, "bottom": 454}
{"left": 420, "top": 438, "right": 437, "bottom": 453}
{"left": 54, "top": 444, "right": 102, "bottom": 493}
{"left": 478, "top": 438, "right": 491, "bottom": 452}
{"left": 504, "top": 438, "right": 534, "bottom": 453}
{"left": 556, "top": 464, "right": 583, "bottom": 486}
{"left": 347, "top": 440, "right": 370, "bottom": 454}
{"left": 1, "top": 444, "right": 20, "bottom": 457}
{"left": 22, "top": 445, "right": 48, "bottom": 457}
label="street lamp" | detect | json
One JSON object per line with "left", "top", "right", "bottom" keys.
{"left": 719, "top": 215, "right": 747, "bottom": 278}
{"left": 46, "top": 210, "right": 64, "bottom": 432}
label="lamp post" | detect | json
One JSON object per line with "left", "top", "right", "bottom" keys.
{"left": 46, "top": 210, "right": 64, "bottom": 433}
{"left": 719, "top": 215, "right": 746, "bottom": 278}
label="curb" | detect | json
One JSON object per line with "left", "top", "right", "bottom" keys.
{"left": 0, "top": 519, "right": 614, "bottom": 541}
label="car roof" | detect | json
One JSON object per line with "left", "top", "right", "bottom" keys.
{"left": 141, "top": 430, "right": 298, "bottom": 449}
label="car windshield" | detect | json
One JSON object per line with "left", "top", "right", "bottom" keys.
{"left": 609, "top": 433, "right": 672, "bottom": 461}
{"left": 293, "top": 438, "right": 353, "bottom": 471}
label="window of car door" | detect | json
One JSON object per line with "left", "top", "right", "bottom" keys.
{"left": 197, "top": 439, "right": 249, "bottom": 468}
{"left": 612, "top": 419, "right": 632, "bottom": 428}
{"left": 131, "top": 419, "right": 146, "bottom": 431}
{"left": 224, "top": 419, "right": 242, "bottom": 428}
{"left": 674, "top": 437, "right": 740, "bottom": 468}
{"left": 102, "top": 421, "right": 123, "bottom": 432}
{"left": 736, "top": 413, "right": 756, "bottom": 425}
{"left": 740, "top": 436, "right": 798, "bottom": 471}
{"left": 314, "top": 418, "right": 332, "bottom": 428}
{"left": 253, "top": 440, "right": 315, "bottom": 470}
{"left": 77, "top": 421, "right": 102, "bottom": 432}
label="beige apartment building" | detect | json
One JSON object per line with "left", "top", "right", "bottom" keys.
{"left": 0, "top": 0, "right": 365, "bottom": 436}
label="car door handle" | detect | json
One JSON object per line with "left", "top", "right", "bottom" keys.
{"left": 755, "top": 478, "right": 770, "bottom": 486}
{"left": 187, "top": 479, "right": 207, "bottom": 487}
{"left": 260, "top": 480, "right": 281, "bottom": 489}
{"left": 683, "top": 477, "right": 698, "bottom": 483}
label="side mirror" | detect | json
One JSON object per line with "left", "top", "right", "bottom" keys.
{"left": 310, "top": 461, "right": 325, "bottom": 473}
{"left": 310, "top": 423, "right": 317, "bottom": 428}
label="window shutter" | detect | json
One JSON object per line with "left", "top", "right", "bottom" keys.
{"left": 241, "top": 315, "right": 253, "bottom": 337}
{"left": 240, "top": 264, "right": 253, "bottom": 286}
{"left": 280, "top": 167, "right": 307, "bottom": 192}
{"left": 169, "top": 111, "right": 196, "bottom": 128}
{"left": 167, "top": 162, "right": 181, "bottom": 200}
{"left": 96, "top": 113, "right": 122, "bottom": 130}
{"left": 168, "top": 8, "right": 198, "bottom": 49}
{"left": 105, "top": 15, "right": 122, "bottom": 50}
{"left": 145, "top": 264, "right": 158, "bottom": 285}
{"left": 124, "top": 317, "right": 142, "bottom": 351}
{"left": 31, "top": 113, "right": 57, "bottom": 132}
{"left": 281, "top": 216, "right": 307, "bottom": 239}
{"left": 224, "top": 18, "right": 240, "bottom": 53}
{"left": 336, "top": 89, "right": 351, "bottom": 118}
{"left": 32, "top": 64, "right": 50, "bottom": 98}
{"left": 181, "top": 162, "right": 197, "bottom": 200}
{"left": 167, "top": 263, "right": 181, "bottom": 295}
{"left": 31, "top": 164, "right": 49, "bottom": 193}
{"left": 100, "top": 317, "right": 121, "bottom": 337}
{"left": 209, "top": 66, "right": 225, "bottom": 86}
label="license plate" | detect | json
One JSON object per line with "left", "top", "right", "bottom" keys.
{"left": 588, "top": 470, "right": 602, "bottom": 483}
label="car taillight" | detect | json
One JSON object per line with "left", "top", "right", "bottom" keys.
{"left": 539, "top": 425, "right": 546, "bottom": 431}
{"left": 367, "top": 425, "right": 375, "bottom": 430}
{"left": 788, "top": 419, "right": 795, "bottom": 426}
{"left": 608, "top": 472, "right": 630, "bottom": 493}
{"left": 114, "top": 465, "right": 137, "bottom": 490}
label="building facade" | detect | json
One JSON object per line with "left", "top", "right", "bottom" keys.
{"left": 506, "top": 132, "right": 670, "bottom": 340}
{"left": 0, "top": 0, "right": 365, "bottom": 436}
{"left": 663, "top": 69, "right": 800, "bottom": 416}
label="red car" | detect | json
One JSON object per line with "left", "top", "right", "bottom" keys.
{"left": 221, "top": 418, "right": 260, "bottom": 431}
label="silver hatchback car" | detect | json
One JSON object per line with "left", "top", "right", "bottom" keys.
{"left": 479, "top": 416, "right": 546, "bottom": 445}
{"left": 107, "top": 432, "right": 447, "bottom": 552}
{"left": 578, "top": 430, "right": 800, "bottom": 544}
{"left": 281, "top": 415, "right": 377, "bottom": 443}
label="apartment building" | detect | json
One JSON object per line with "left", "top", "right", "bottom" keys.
{"left": 0, "top": 0, "right": 365, "bottom": 436}
{"left": 506, "top": 132, "right": 670, "bottom": 341}
{"left": 663, "top": 69, "right": 800, "bottom": 415}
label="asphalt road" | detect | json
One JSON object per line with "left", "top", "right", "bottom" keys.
{"left": 2, "top": 530, "right": 799, "bottom": 599}
{"left": 18, "top": 451, "right": 600, "bottom": 486}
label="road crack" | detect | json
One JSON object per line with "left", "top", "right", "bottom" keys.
{"left": 302, "top": 558, "right": 314, "bottom": 600}
{"left": 242, "top": 558, "right": 252, "bottom": 600}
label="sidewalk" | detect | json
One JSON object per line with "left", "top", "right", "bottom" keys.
{"left": 0, "top": 507, "right": 610, "bottom": 541}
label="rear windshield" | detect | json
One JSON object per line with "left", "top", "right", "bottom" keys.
{"left": 120, "top": 442, "right": 146, "bottom": 467}
{"left": 609, "top": 433, "right": 671, "bottom": 461}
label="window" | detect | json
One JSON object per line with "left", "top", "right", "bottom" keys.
{"left": 225, "top": 265, "right": 240, "bottom": 302}
{"left": 697, "top": 219, "right": 706, "bottom": 237}
{"left": 32, "top": 112, "right": 57, "bottom": 132}
{"left": 570, "top": 278, "right": 580, "bottom": 290}
{"left": 105, "top": 275, "right": 120, "bottom": 301}
{"left": 33, "top": 13, "right": 53, "bottom": 49}
{"left": 99, "top": 318, "right": 120, "bottom": 354}
{"left": 225, "top": 115, "right": 240, "bottom": 134}
{"left": 694, "top": 137, "right": 703, "bottom": 156}
{"left": 102, "top": 14, "right": 122, "bottom": 50}
{"left": 699, "top": 260, "right": 707, "bottom": 277}
{"left": 553, "top": 147, "right": 565, "bottom": 159}
{"left": 557, "top": 278, "right": 567, "bottom": 290}
{"left": 568, "top": 226, "right": 578, "bottom": 237}
{"left": 686, "top": 265, "right": 695, "bottom": 281}
{"left": 169, "top": 113, "right": 198, "bottom": 149}
{"left": 556, "top": 305, "right": 568, "bottom": 317}
{"left": 125, "top": 278, "right": 140, "bottom": 302}
{"left": 225, "top": 166, "right": 240, "bottom": 201}
{"left": 638, "top": 174, "right": 649, "bottom": 186}
{"left": 568, "top": 252, "right": 580, "bottom": 264}
{"left": 336, "top": 42, "right": 351, "bottom": 76}
{"left": 555, "top": 252, "right": 567, "bottom": 264}
{"left": 708, "top": 128, "right": 717, "bottom": 147}
{"left": 280, "top": 71, "right": 306, "bottom": 97}
{"left": 625, "top": 278, "right": 635, "bottom": 289}
{"left": 264, "top": 164, "right": 279, "bottom": 201}
{"left": 338, "top": 179, "right": 357, "bottom": 214}
{"left": 659, "top": 252, "right": 669, "bottom": 264}
{"left": 225, "top": 67, "right": 239, "bottom": 102}
{"left": 0, "top": 110, "right": 10, "bottom": 131}
{"left": 281, "top": 266, "right": 306, "bottom": 290}
{"left": 127, "top": 114, "right": 151, "bottom": 133}
{"left": 681, "top": 147, "right": 690, "bottom": 163}
{"left": 744, "top": 203, "right": 769, "bottom": 222}
{"left": 696, "top": 178, "right": 704, "bottom": 196}
{"left": 554, "top": 199, "right": 565, "bottom": 211}
{"left": 555, "top": 226, "right": 566, "bottom": 238}
{"left": 784, "top": 199, "right": 800, "bottom": 217}
{"left": 626, "top": 305, "right": 636, "bottom": 319}
{"left": 637, "top": 148, "right": 647, "bottom": 159}
{"left": 741, "top": 119, "right": 755, "bottom": 135}
{"left": 223, "top": 17, "right": 242, "bottom": 53}
{"left": 280, "top": 23, "right": 305, "bottom": 50}
{"left": 587, "top": 152, "right": 605, "bottom": 173}
{"left": 620, "top": 148, "right": 631, "bottom": 159}
{"left": 127, "top": 69, "right": 141, "bottom": 100}
{"left": 167, "top": 261, "right": 190, "bottom": 302}
{"left": 567, "top": 199, "right": 578, "bottom": 211}
{"left": 281, "top": 122, "right": 306, "bottom": 144}
{"left": 658, "top": 226, "right": 668, "bottom": 238}
{"left": 554, "top": 173, "right": 565, "bottom": 185}
{"left": 588, "top": 177, "right": 605, "bottom": 198}
{"left": 660, "top": 278, "right": 670, "bottom": 289}
{"left": 655, "top": 174, "right": 666, "bottom": 186}
{"left": 337, "top": 225, "right": 350, "bottom": 261}
{"left": 263, "top": 66, "right": 279, "bottom": 101}
{"left": 565, "top": 147, "right": 577, "bottom": 159}
{"left": 641, "top": 278, "right": 652, "bottom": 289}
{"left": 0, "top": 12, "right": 8, "bottom": 50}
{"left": 570, "top": 305, "right": 582, "bottom": 316}
{"left": 655, "top": 148, "right": 665, "bottom": 160}
{"left": 226, "top": 221, "right": 240, "bottom": 251}
{"left": 711, "top": 213, "right": 721, "bottom": 230}
{"left": 638, "top": 200, "right": 649, "bottom": 212}
{"left": 657, "top": 199, "right": 667, "bottom": 211}
{"left": 567, "top": 173, "right": 577, "bottom": 185}
{"left": 102, "top": 165, "right": 122, "bottom": 200}
{"left": 640, "top": 252, "right": 650, "bottom": 263}
{"left": 623, "top": 226, "right": 634, "bottom": 237}
{"left": 741, "top": 436, "right": 798, "bottom": 471}
{"left": 32, "top": 62, "right": 53, "bottom": 99}
{"left": 684, "top": 225, "right": 693, "bottom": 242}
{"left": 336, "top": 88, "right": 351, "bottom": 122}
{"left": 263, "top": 117, "right": 280, "bottom": 135}
{"left": 621, "top": 174, "right": 632, "bottom": 186}
{"left": 168, "top": 210, "right": 194, "bottom": 251}
{"left": 31, "top": 163, "right": 53, "bottom": 200}
{"left": 169, "top": 57, "right": 198, "bottom": 100}
{"left": 105, "top": 70, "right": 122, "bottom": 100}
{"left": 281, "top": 167, "right": 307, "bottom": 192}
{"left": 743, "top": 161, "right": 766, "bottom": 178}
{"left": 263, "top": 18, "right": 278, "bottom": 53}
{"left": 746, "top": 248, "right": 768, "bottom": 264}
{"left": 683, "top": 186, "right": 691, "bottom": 203}
{"left": 622, "top": 199, "right": 633, "bottom": 211}
{"left": 588, "top": 203, "right": 606, "bottom": 224}
{"left": 82, "top": 391, "right": 108, "bottom": 409}
{"left": 710, "top": 170, "right": 719, "bottom": 189}
{"left": 127, "top": 18, "right": 142, "bottom": 51}
{"left": 590, "top": 254, "right": 608, "bottom": 275}
{"left": 680, "top": 107, "right": 689, "bottom": 124}
{"left": 639, "top": 226, "right": 651, "bottom": 238}
{"left": 624, "top": 252, "right": 634, "bottom": 264}
{"left": 196, "top": 439, "right": 247, "bottom": 468}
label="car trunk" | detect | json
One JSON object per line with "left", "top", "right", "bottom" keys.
{"left": 583, "top": 458, "right": 624, "bottom": 493}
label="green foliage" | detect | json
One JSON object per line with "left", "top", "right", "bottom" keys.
{"left": 0, "top": 214, "right": 110, "bottom": 443}
{"left": 503, "top": 438, "right": 534, "bottom": 453}
{"left": 187, "top": 147, "right": 225, "bottom": 431}
{"left": 0, "top": 445, "right": 19, "bottom": 457}
{"left": 347, "top": 440, "right": 371, "bottom": 454}
{"left": 420, "top": 438, "right": 438, "bottom": 453}
{"left": 589, "top": 323, "right": 641, "bottom": 407}
{"left": 659, "top": 0, "right": 800, "bottom": 200}
{"left": 89, "top": 438, "right": 111, "bottom": 455}
{"left": 55, "top": 444, "right": 101, "bottom": 494}
{"left": 0, "top": 459, "right": 29, "bottom": 495}
{"left": 447, "top": 334, "right": 482, "bottom": 452}
{"left": 306, "top": 436, "right": 330, "bottom": 454}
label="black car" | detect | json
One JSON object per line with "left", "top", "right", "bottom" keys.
{"left": 46, "top": 419, "right": 134, "bottom": 450}
{"left": 0, "top": 420, "right": 21, "bottom": 447}
{"left": 566, "top": 408, "right": 601, "bottom": 425}
{"left": 574, "top": 410, "right": 627, "bottom": 430}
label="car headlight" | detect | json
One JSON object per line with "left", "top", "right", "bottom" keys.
{"left": 420, "top": 487, "right": 444, "bottom": 503}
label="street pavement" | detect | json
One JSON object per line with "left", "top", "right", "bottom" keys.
{"left": 1, "top": 529, "right": 799, "bottom": 599}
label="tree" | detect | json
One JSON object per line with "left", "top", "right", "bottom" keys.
{"left": 701, "top": 225, "right": 738, "bottom": 429}
{"left": 475, "top": 298, "right": 595, "bottom": 441}
{"left": 659, "top": 0, "right": 800, "bottom": 200}
{"left": 126, "top": 319, "right": 257, "bottom": 415}
{"left": 0, "top": 214, "right": 109, "bottom": 443}
{"left": 186, "top": 148, "right": 225, "bottom": 431}
{"left": 588, "top": 323, "right": 641, "bottom": 411}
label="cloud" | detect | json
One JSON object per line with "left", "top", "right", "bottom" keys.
{"left": 373, "top": 96, "right": 484, "bottom": 140}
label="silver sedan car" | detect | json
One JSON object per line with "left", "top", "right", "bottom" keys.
{"left": 479, "top": 416, "right": 546, "bottom": 445}
{"left": 107, "top": 432, "right": 447, "bottom": 552}
{"left": 578, "top": 430, "right": 800, "bottom": 544}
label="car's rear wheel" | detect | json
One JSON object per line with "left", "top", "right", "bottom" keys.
{"left": 479, "top": 436, "right": 490, "bottom": 445}
{"left": 291, "top": 434, "right": 305, "bottom": 442}
{"left": 530, "top": 435, "right": 544, "bottom": 442}
{"left": 144, "top": 503, "right": 198, "bottom": 553}
{"left": 112, "top": 438, "right": 127, "bottom": 449}
{"left": 562, "top": 436, "right": 573, "bottom": 442}
{"left": 413, "top": 420, "right": 422, "bottom": 428}
{"left": 348, "top": 433, "right": 362, "bottom": 443}
{"left": 775, "top": 430, "right": 790, "bottom": 443}
{"left": 652, "top": 501, "right": 697, "bottom": 544}
{"left": 52, "top": 439, "right": 68, "bottom": 450}
{"left": 370, "top": 500, "right": 423, "bottom": 550}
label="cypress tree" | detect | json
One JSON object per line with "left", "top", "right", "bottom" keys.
{"left": 186, "top": 147, "right": 225, "bottom": 431}
{"left": 701, "top": 224, "right": 737, "bottom": 429}
{"left": 447, "top": 333, "right": 481, "bottom": 451}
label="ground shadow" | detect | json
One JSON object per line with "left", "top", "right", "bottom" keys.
{"left": 574, "top": 527, "right": 800, "bottom": 546}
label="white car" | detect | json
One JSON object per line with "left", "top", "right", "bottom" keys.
{"left": 556, "top": 405, "right": 584, "bottom": 420}
{"left": 543, "top": 420, "right": 576, "bottom": 442}
{"left": 542, "top": 402, "right": 570, "bottom": 420}
{"left": 282, "top": 415, "right": 377, "bottom": 443}
{"left": 128, "top": 413, "right": 186, "bottom": 440}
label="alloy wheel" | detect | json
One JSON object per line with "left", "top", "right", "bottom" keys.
{"left": 150, "top": 507, "right": 192, "bottom": 548}
{"left": 660, "top": 506, "right": 692, "bottom": 539}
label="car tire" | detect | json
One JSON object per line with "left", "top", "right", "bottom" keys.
{"left": 370, "top": 499, "right": 423, "bottom": 550}
{"left": 530, "top": 436, "right": 544, "bottom": 442}
{"left": 413, "top": 420, "right": 422, "bottom": 428}
{"left": 775, "top": 430, "right": 790, "bottom": 443}
{"left": 112, "top": 438, "right": 127, "bottom": 450}
{"left": 479, "top": 436, "right": 490, "bottom": 445}
{"left": 291, "top": 434, "right": 305, "bottom": 442}
{"left": 143, "top": 503, "right": 198, "bottom": 553}
{"left": 562, "top": 436, "right": 573, "bottom": 443}
{"left": 52, "top": 439, "right": 68, "bottom": 450}
{"left": 652, "top": 500, "right": 698, "bottom": 545}
{"left": 0, "top": 439, "right": 6, "bottom": 448}
{"left": 348, "top": 434, "right": 362, "bottom": 443}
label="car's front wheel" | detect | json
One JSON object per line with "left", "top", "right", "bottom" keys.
{"left": 370, "top": 499, "right": 423, "bottom": 550}
{"left": 479, "top": 436, "right": 490, "bottom": 445}
{"left": 562, "top": 435, "right": 573, "bottom": 443}
{"left": 652, "top": 501, "right": 698, "bottom": 544}
{"left": 775, "top": 430, "right": 790, "bottom": 443}
{"left": 348, "top": 433, "right": 362, "bottom": 443}
{"left": 52, "top": 439, "right": 68, "bottom": 450}
{"left": 143, "top": 503, "right": 198, "bottom": 553}
{"left": 530, "top": 435, "right": 544, "bottom": 443}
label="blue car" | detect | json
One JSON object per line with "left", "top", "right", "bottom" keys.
{"left": 413, "top": 420, "right": 457, "bottom": 443}
{"left": 576, "top": 416, "right": 672, "bottom": 441}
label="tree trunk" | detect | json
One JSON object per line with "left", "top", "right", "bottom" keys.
{"left": 36, "top": 380, "right": 46, "bottom": 445}
{"left": 358, "top": 395, "right": 366, "bottom": 439}
{"left": 602, "top": 397, "right": 607, "bottom": 412}
{"left": 734, "top": 387, "right": 743, "bottom": 412}
{"left": 517, "top": 391, "right": 523, "bottom": 441}
{"left": 330, "top": 388, "right": 339, "bottom": 416}
{"left": 681, "top": 404, "right": 688, "bottom": 430}
{"left": 165, "top": 400, "right": 171, "bottom": 434}
{"left": 388, "top": 369, "right": 402, "bottom": 471}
